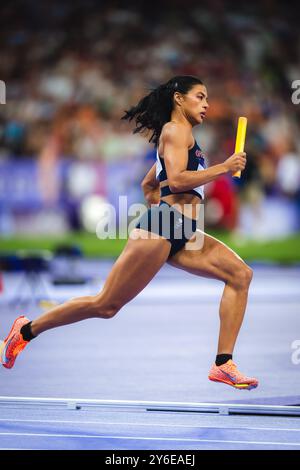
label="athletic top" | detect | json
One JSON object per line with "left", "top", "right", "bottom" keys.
{"left": 155, "top": 139, "right": 206, "bottom": 199}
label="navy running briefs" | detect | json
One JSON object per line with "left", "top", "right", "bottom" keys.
{"left": 135, "top": 200, "right": 197, "bottom": 257}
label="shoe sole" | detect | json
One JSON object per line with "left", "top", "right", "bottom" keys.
{"left": 209, "top": 377, "right": 258, "bottom": 390}
{"left": 3, "top": 316, "right": 26, "bottom": 344}
{"left": 0, "top": 341, "right": 5, "bottom": 361}
{"left": 0, "top": 316, "right": 28, "bottom": 368}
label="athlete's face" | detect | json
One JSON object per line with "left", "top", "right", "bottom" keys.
{"left": 176, "top": 84, "right": 209, "bottom": 125}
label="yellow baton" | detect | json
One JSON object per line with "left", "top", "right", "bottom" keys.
{"left": 233, "top": 116, "right": 247, "bottom": 179}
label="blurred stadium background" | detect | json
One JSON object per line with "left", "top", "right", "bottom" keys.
{"left": 0, "top": 0, "right": 300, "bottom": 263}
{"left": 1, "top": 3, "right": 300, "bottom": 450}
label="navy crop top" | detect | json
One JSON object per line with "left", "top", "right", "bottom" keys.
{"left": 155, "top": 139, "right": 206, "bottom": 199}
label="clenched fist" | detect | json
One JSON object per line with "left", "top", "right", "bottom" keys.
{"left": 224, "top": 152, "right": 247, "bottom": 173}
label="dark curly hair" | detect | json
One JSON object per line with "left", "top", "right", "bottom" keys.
{"left": 121, "top": 75, "right": 203, "bottom": 147}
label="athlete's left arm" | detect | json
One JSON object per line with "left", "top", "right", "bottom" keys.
{"left": 141, "top": 163, "right": 160, "bottom": 206}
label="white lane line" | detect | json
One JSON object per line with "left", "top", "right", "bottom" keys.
{"left": 0, "top": 448, "right": 28, "bottom": 450}
{"left": 0, "top": 432, "right": 299, "bottom": 447}
{"left": 0, "top": 418, "right": 299, "bottom": 433}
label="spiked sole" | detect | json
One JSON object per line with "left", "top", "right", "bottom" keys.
{"left": 0, "top": 316, "right": 29, "bottom": 369}
{"left": 209, "top": 377, "right": 258, "bottom": 390}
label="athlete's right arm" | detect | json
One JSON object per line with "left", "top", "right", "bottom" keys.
{"left": 162, "top": 123, "right": 246, "bottom": 193}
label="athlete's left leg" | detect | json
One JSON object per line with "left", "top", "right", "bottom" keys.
{"left": 167, "top": 231, "right": 253, "bottom": 356}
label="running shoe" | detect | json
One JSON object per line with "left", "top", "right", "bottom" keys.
{"left": 208, "top": 359, "right": 258, "bottom": 390}
{"left": 0, "top": 316, "right": 30, "bottom": 369}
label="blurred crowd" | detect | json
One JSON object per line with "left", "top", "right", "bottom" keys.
{"left": 0, "top": 0, "right": 300, "bottom": 231}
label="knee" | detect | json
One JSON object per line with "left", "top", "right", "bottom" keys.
{"left": 91, "top": 296, "right": 122, "bottom": 319}
{"left": 231, "top": 265, "right": 253, "bottom": 289}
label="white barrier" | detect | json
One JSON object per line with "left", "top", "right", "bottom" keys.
{"left": 0, "top": 396, "right": 299, "bottom": 416}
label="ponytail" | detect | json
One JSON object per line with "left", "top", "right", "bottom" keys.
{"left": 121, "top": 75, "right": 203, "bottom": 147}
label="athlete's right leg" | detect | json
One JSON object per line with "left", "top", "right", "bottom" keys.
{"left": 1, "top": 229, "right": 171, "bottom": 368}
{"left": 31, "top": 229, "right": 171, "bottom": 336}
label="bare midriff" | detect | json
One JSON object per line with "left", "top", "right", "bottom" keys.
{"left": 159, "top": 182, "right": 203, "bottom": 220}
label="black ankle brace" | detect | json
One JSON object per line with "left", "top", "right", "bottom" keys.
{"left": 215, "top": 354, "right": 232, "bottom": 366}
{"left": 20, "top": 321, "right": 36, "bottom": 341}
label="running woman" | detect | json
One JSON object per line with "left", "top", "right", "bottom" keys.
{"left": 1, "top": 76, "right": 258, "bottom": 390}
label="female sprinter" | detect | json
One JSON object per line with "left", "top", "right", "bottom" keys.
{"left": 0, "top": 76, "right": 258, "bottom": 390}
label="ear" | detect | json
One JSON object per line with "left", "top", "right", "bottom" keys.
{"left": 174, "top": 91, "right": 183, "bottom": 106}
